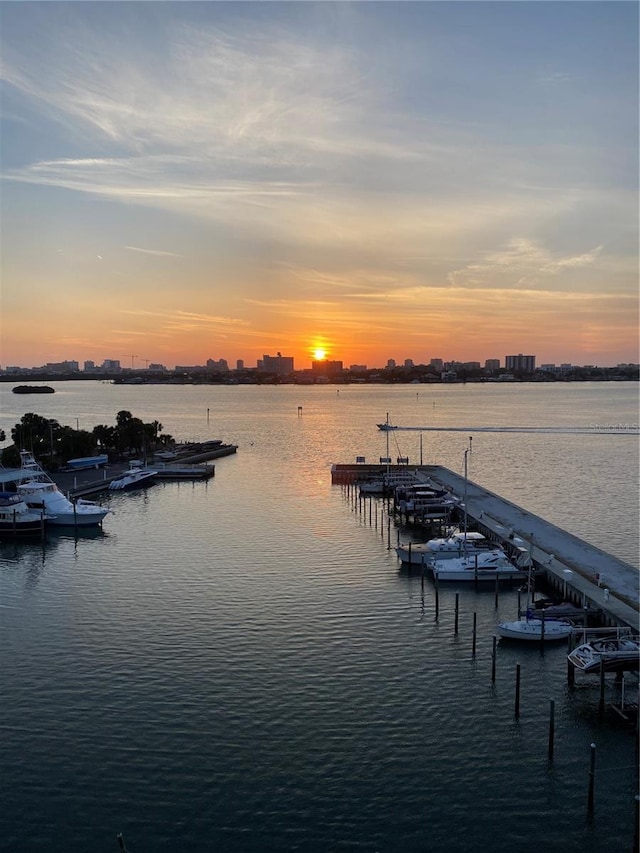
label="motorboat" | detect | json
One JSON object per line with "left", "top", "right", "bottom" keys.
{"left": 17, "top": 451, "right": 110, "bottom": 527}
{"left": 377, "top": 423, "right": 399, "bottom": 431}
{"left": 359, "top": 472, "right": 418, "bottom": 496}
{"left": 17, "top": 480, "right": 110, "bottom": 526}
{"left": 431, "top": 549, "right": 527, "bottom": 582}
{"left": 109, "top": 465, "right": 158, "bottom": 491}
{"left": 497, "top": 617, "right": 573, "bottom": 642}
{"left": 395, "top": 486, "right": 457, "bottom": 515}
{"left": 0, "top": 491, "right": 52, "bottom": 536}
{"left": 567, "top": 637, "right": 640, "bottom": 673}
{"left": 396, "top": 531, "right": 494, "bottom": 566}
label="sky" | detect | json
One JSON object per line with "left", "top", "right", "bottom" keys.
{"left": 1, "top": 1, "right": 638, "bottom": 370}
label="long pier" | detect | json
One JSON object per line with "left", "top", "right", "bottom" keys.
{"left": 332, "top": 463, "right": 639, "bottom": 633}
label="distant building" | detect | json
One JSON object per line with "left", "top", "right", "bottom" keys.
{"left": 101, "top": 359, "right": 121, "bottom": 372}
{"left": 386, "top": 359, "right": 396, "bottom": 369}
{"left": 505, "top": 354, "right": 536, "bottom": 373}
{"left": 207, "top": 358, "right": 229, "bottom": 372}
{"left": 404, "top": 359, "right": 414, "bottom": 368}
{"left": 485, "top": 359, "right": 500, "bottom": 372}
{"left": 261, "top": 352, "right": 294, "bottom": 375}
{"left": 148, "top": 363, "right": 167, "bottom": 372}
{"left": 430, "top": 358, "right": 443, "bottom": 371}
{"left": 236, "top": 359, "right": 244, "bottom": 370}
{"left": 312, "top": 359, "right": 343, "bottom": 378}
{"left": 349, "top": 364, "right": 367, "bottom": 372}
{"left": 46, "top": 360, "right": 79, "bottom": 373}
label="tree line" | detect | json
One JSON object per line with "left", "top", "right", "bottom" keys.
{"left": 1, "top": 410, "right": 174, "bottom": 469}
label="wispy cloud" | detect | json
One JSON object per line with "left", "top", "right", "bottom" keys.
{"left": 124, "top": 245, "right": 183, "bottom": 258}
{"left": 447, "top": 239, "right": 606, "bottom": 291}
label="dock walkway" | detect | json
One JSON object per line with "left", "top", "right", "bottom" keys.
{"left": 332, "top": 463, "right": 639, "bottom": 632}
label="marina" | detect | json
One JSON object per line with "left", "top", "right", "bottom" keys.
{"left": 333, "top": 462, "right": 639, "bottom": 634}
{"left": 0, "top": 381, "right": 638, "bottom": 853}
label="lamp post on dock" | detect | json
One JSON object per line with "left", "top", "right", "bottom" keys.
{"left": 48, "top": 419, "right": 55, "bottom": 460}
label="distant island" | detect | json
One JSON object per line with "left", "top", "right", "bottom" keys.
{"left": 12, "top": 385, "right": 55, "bottom": 394}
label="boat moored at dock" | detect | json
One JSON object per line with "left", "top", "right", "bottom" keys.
{"left": 0, "top": 492, "right": 51, "bottom": 536}
{"left": 17, "top": 452, "right": 110, "bottom": 527}
{"left": 396, "top": 531, "right": 495, "bottom": 566}
{"left": 109, "top": 464, "right": 158, "bottom": 491}
{"left": 431, "top": 549, "right": 527, "bottom": 582}
{"left": 568, "top": 637, "right": 640, "bottom": 673}
{"left": 497, "top": 617, "right": 574, "bottom": 642}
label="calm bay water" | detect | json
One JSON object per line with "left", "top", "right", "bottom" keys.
{"left": 0, "top": 382, "right": 638, "bottom": 852}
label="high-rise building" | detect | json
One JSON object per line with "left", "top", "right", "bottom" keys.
{"left": 312, "top": 359, "right": 343, "bottom": 377}
{"left": 261, "top": 352, "right": 294, "bottom": 375}
{"left": 207, "top": 358, "right": 229, "bottom": 372}
{"left": 485, "top": 359, "right": 500, "bottom": 371}
{"left": 505, "top": 354, "right": 536, "bottom": 373}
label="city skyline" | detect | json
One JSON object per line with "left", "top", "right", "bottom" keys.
{"left": 4, "top": 350, "right": 638, "bottom": 375}
{"left": 1, "top": 3, "right": 638, "bottom": 369}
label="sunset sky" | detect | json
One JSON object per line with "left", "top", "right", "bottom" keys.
{"left": 1, "top": 1, "right": 638, "bottom": 370}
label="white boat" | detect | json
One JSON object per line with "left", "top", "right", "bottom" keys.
{"left": 396, "top": 531, "right": 494, "bottom": 566}
{"left": 497, "top": 617, "right": 573, "bottom": 642}
{"left": 360, "top": 472, "right": 418, "bottom": 496}
{"left": 0, "top": 491, "right": 53, "bottom": 536}
{"left": 17, "top": 451, "right": 110, "bottom": 527}
{"left": 109, "top": 466, "right": 158, "bottom": 491}
{"left": 431, "top": 549, "right": 527, "bottom": 582}
{"left": 568, "top": 637, "right": 640, "bottom": 673}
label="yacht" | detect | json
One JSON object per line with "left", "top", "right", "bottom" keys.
{"left": 0, "top": 491, "right": 52, "bottom": 536}
{"left": 396, "top": 531, "right": 494, "bottom": 567}
{"left": 16, "top": 451, "right": 110, "bottom": 527}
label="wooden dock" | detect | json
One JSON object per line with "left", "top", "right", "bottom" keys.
{"left": 332, "top": 463, "right": 639, "bottom": 633}
{"left": 54, "top": 444, "right": 237, "bottom": 498}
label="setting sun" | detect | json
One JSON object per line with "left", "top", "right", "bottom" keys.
{"left": 313, "top": 348, "right": 327, "bottom": 360}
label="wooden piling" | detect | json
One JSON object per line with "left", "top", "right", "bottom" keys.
{"left": 454, "top": 593, "right": 459, "bottom": 635}
{"left": 472, "top": 612, "right": 477, "bottom": 656}
{"left": 587, "top": 742, "right": 596, "bottom": 815}
{"left": 599, "top": 659, "right": 606, "bottom": 718}
{"left": 434, "top": 573, "right": 439, "bottom": 620}
{"left": 494, "top": 572, "right": 499, "bottom": 608}
{"left": 567, "top": 633, "right": 575, "bottom": 687}
{"left": 491, "top": 635, "right": 497, "bottom": 683}
{"left": 548, "top": 699, "right": 555, "bottom": 761}
{"left": 515, "top": 663, "right": 521, "bottom": 719}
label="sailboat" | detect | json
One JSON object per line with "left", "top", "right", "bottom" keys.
{"left": 496, "top": 551, "right": 573, "bottom": 641}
